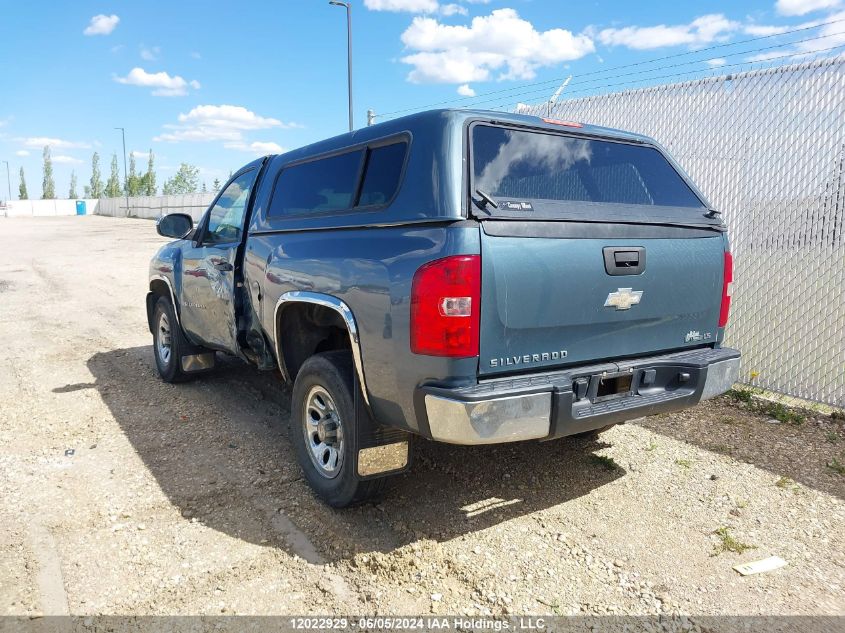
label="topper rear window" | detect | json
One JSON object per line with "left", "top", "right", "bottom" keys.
{"left": 471, "top": 125, "right": 704, "bottom": 209}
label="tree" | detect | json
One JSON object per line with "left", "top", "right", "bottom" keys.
{"left": 141, "top": 149, "right": 157, "bottom": 195}
{"left": 162, "top": 163, "right": 200, "bottom": 195}
{"left": 201, "top": 181, "right": 207, "bottom": 193}
{"left": 212, "top": 178, "right": 221, "bottom": 193}
{"left": 41, "top": 145, "right": 55, "bottom": 199}
{"left": 105, "top": 153, "right": 121, "bottom": 198}
{"left": 18, "top": 167, "right": 28, "bottom": 200}
{"left": 126, "top": 153, "right": 143, "bottom": 197}
{"left": 89, "top": 152, "right": 103, "bottom": 199}
{"left": 68, "top": 171, "right": 78, "bottom": 199}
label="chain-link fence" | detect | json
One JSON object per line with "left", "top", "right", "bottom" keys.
{"left": 519, "top": 58, "right": 845, "bottom": 407}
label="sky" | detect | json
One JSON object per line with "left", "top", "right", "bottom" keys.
{"left": 1, "top": 0, "right": 843, "bottom": 200}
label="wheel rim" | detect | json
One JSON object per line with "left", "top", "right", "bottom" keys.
{"left": 302, "top": 385, "right": 344, "bottom": 479}
{"left": 156, "top": 311, "right": 172, "bottom": 366}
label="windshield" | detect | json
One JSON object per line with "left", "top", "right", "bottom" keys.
{"left": 472, "top": 125, "right": 704, "bottom": 209}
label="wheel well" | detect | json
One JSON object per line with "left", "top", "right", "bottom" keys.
{"left": 150, "top": 279, "right": 170, "bottom": 300}
{"left": 147, "top": 279, "right": 173, "bottom": 332}
{"left": 277, "top": 303, "right": 351, "bottom": 381}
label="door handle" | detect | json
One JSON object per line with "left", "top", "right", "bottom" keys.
{"left": 211, "top": 260, "right": 233, "bottom": 272}
{"left": 603, "top": 246, "right": 646, "bottom": 276}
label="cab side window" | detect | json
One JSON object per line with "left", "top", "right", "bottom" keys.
{"left": 203, "top": 169, "right": 258, "bottom": 244}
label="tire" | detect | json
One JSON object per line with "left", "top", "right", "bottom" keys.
{"left": 289, "top": 351, "right": 386, "bottom": 508}
{"left": 152, "top": 296, "right": 190, "bottom": 383}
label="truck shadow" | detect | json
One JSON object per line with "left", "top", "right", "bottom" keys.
{"left": 86, "top": 346, "right": 624, "bottom": 562}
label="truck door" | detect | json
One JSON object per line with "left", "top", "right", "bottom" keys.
{"left": 179, "top": 168, "right": 259, "bottom": 354}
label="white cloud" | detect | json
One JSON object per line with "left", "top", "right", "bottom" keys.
{"left": 15, "top": 150, "right": 29, "bottom": 157}
{"left": 52, "top": 155, "right": 83, "bottom": 165}
{"left": 456, "top": 83, "right": 476, "bottom": 96}
{"left": 131, "top": 150, "right": 151, "bottom": 159}
{"left": 793, "top": 10, "right": 845, "bottom": 51}
{"left": 743, "top": 23, "right": 792, "bottom": 36}
{"left": 19, "top": 136, "right": 91, "bottom": 150}
{"left": 706, "top": 57, "right": 727, "bottom": 67}
{"left": 776, "top": 0, "right": 841, "bottom": 15}
{"left": 745, "top": 10, "right": 845, "bottom": 59}
{"left": 114, "top": 67, "right": 200, "bottom": 97}
{"left": 597, "top": 14, "right": 739, "bottom": 50}
{"left": 401, "top": 9, "right": 595, "bottom": 83}
{"left": 83, "top": 14, "right": 119, "bottom": 36}
{"left": 190, "top": 51, "right": 202, "bottom": 59}
{"left": 178, "top": 105, "right": 295, "bottom": 130}
{"left": 364, "top": 0, "right": 439, "bottom": 11}
{"left": 747, "top": 51, "right": 789, "bottom": 61}
{"left": 154, "top": 105, "right": 298, "bottom": 145}
{"left": 224, "top": 140, "right": 286, "bottom": 155}
{"left": 440, "top": 3, "right": 468, "bottom": 16}
{"left": 155, "top": 128, "right": 240, "bottom": 143}
{"left": 140, "top": 45, "right": 161, "bottom": 61}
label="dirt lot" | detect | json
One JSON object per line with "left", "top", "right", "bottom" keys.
{"left": 1, "top": 216, "right": 843, "bottom": 618}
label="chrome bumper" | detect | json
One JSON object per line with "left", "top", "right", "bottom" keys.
{"left": 421, "top": 348, "right": 741, "bottom": 445}
{"left": 424, "top": 393, "right": 552, "bottom": 444}
{"left": 700, "top": 356, "right": 741, "bottom": 400}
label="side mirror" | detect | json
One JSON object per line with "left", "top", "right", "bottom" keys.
{"left": 157, "top": 213, "right": 194, "bottom": 239}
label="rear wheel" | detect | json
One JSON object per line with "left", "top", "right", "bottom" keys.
{"left": 152, "top": 296, "right": 189, "bottom": 383}
{"left": 290, "top": 351, "right": 385, "bottom": 507}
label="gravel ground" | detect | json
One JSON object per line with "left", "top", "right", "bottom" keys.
{"left": 0, "top": 216, "right": 843, "bottom": 618}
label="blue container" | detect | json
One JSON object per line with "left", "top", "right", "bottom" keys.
{"left": 76, "top": 200, "right": 86, "bottom": 216}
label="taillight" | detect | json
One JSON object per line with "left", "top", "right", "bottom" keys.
{"left": 719, "top": 251, "right": 733, "bottom": 327}
{"left": 410, "top": 255, "right": 480, "bottom": 357}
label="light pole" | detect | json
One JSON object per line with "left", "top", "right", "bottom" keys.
{"left": 329, "top": 1, "right": 353, "bottom": 132}
{"left": 114, "top": 127, "right": 130, "bottom": 214}
{"left": 1, "top": 160, "right": 10, "bottom": 203}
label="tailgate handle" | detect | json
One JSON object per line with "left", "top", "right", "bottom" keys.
{"left": 615, "top": 251, "right": 639, "bottom": 266}
{"left": 603, "top": 246, "right": 646, "bottom": 276}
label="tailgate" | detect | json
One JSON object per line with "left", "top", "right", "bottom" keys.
{"left": 479, "top": 228, "right": 724, "bottom": 376}
{"left": 470, "top": 121, "right": 726, "bottom": 376}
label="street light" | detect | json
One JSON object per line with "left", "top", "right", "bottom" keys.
{"left": 114, "top": 127, "right": 130, "bottom": 214}
{"left": 0, "top": 160, "right": 10, "bottom": 203}
{"left": 329, "top": 1, "right": 353, "bottom": 132}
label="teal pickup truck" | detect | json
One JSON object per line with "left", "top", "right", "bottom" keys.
{"left": 147, "top": 109, "right": 740, "bottom": 506}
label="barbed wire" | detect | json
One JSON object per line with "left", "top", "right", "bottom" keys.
{"left": 461, "top": 42, "right": 845, "bottom": 112}
{"left": 377, "top": 15, "right": 845, "bottom": 119}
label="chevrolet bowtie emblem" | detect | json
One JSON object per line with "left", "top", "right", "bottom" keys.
{"left": 604, "top": 288, "right": 643, "bottom": 310}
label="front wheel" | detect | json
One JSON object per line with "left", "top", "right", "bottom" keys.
{"left": 289, "top": 351, "right": 385, "bottom": 507}
{"left": 152, "top": 296, "right": 189, "bottom": 383}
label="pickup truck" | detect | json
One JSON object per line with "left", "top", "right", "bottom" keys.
{"left": 147, "top": 108, "right": 740, "bottom": 507}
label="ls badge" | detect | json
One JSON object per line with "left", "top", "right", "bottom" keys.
{"left": 604, "top": 288, "right": 643, "bottom": 310}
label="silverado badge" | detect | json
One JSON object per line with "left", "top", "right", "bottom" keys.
{"left": 604, "top": 288, "right": 643, "bottom": 310}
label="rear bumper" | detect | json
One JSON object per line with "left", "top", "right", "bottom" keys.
{"left": 418, "top": 347, "right": 740, "bottom": 445}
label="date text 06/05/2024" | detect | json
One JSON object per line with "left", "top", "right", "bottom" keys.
{"left": 288, "top": 616, "right": 548, "bottom": 630}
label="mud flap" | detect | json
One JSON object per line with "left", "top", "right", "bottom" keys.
{"left": 180, "top": 352, "right": 216, "bottom": 373}
{"left": 352, "top": 374, "right": 413, "bottom": 481}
